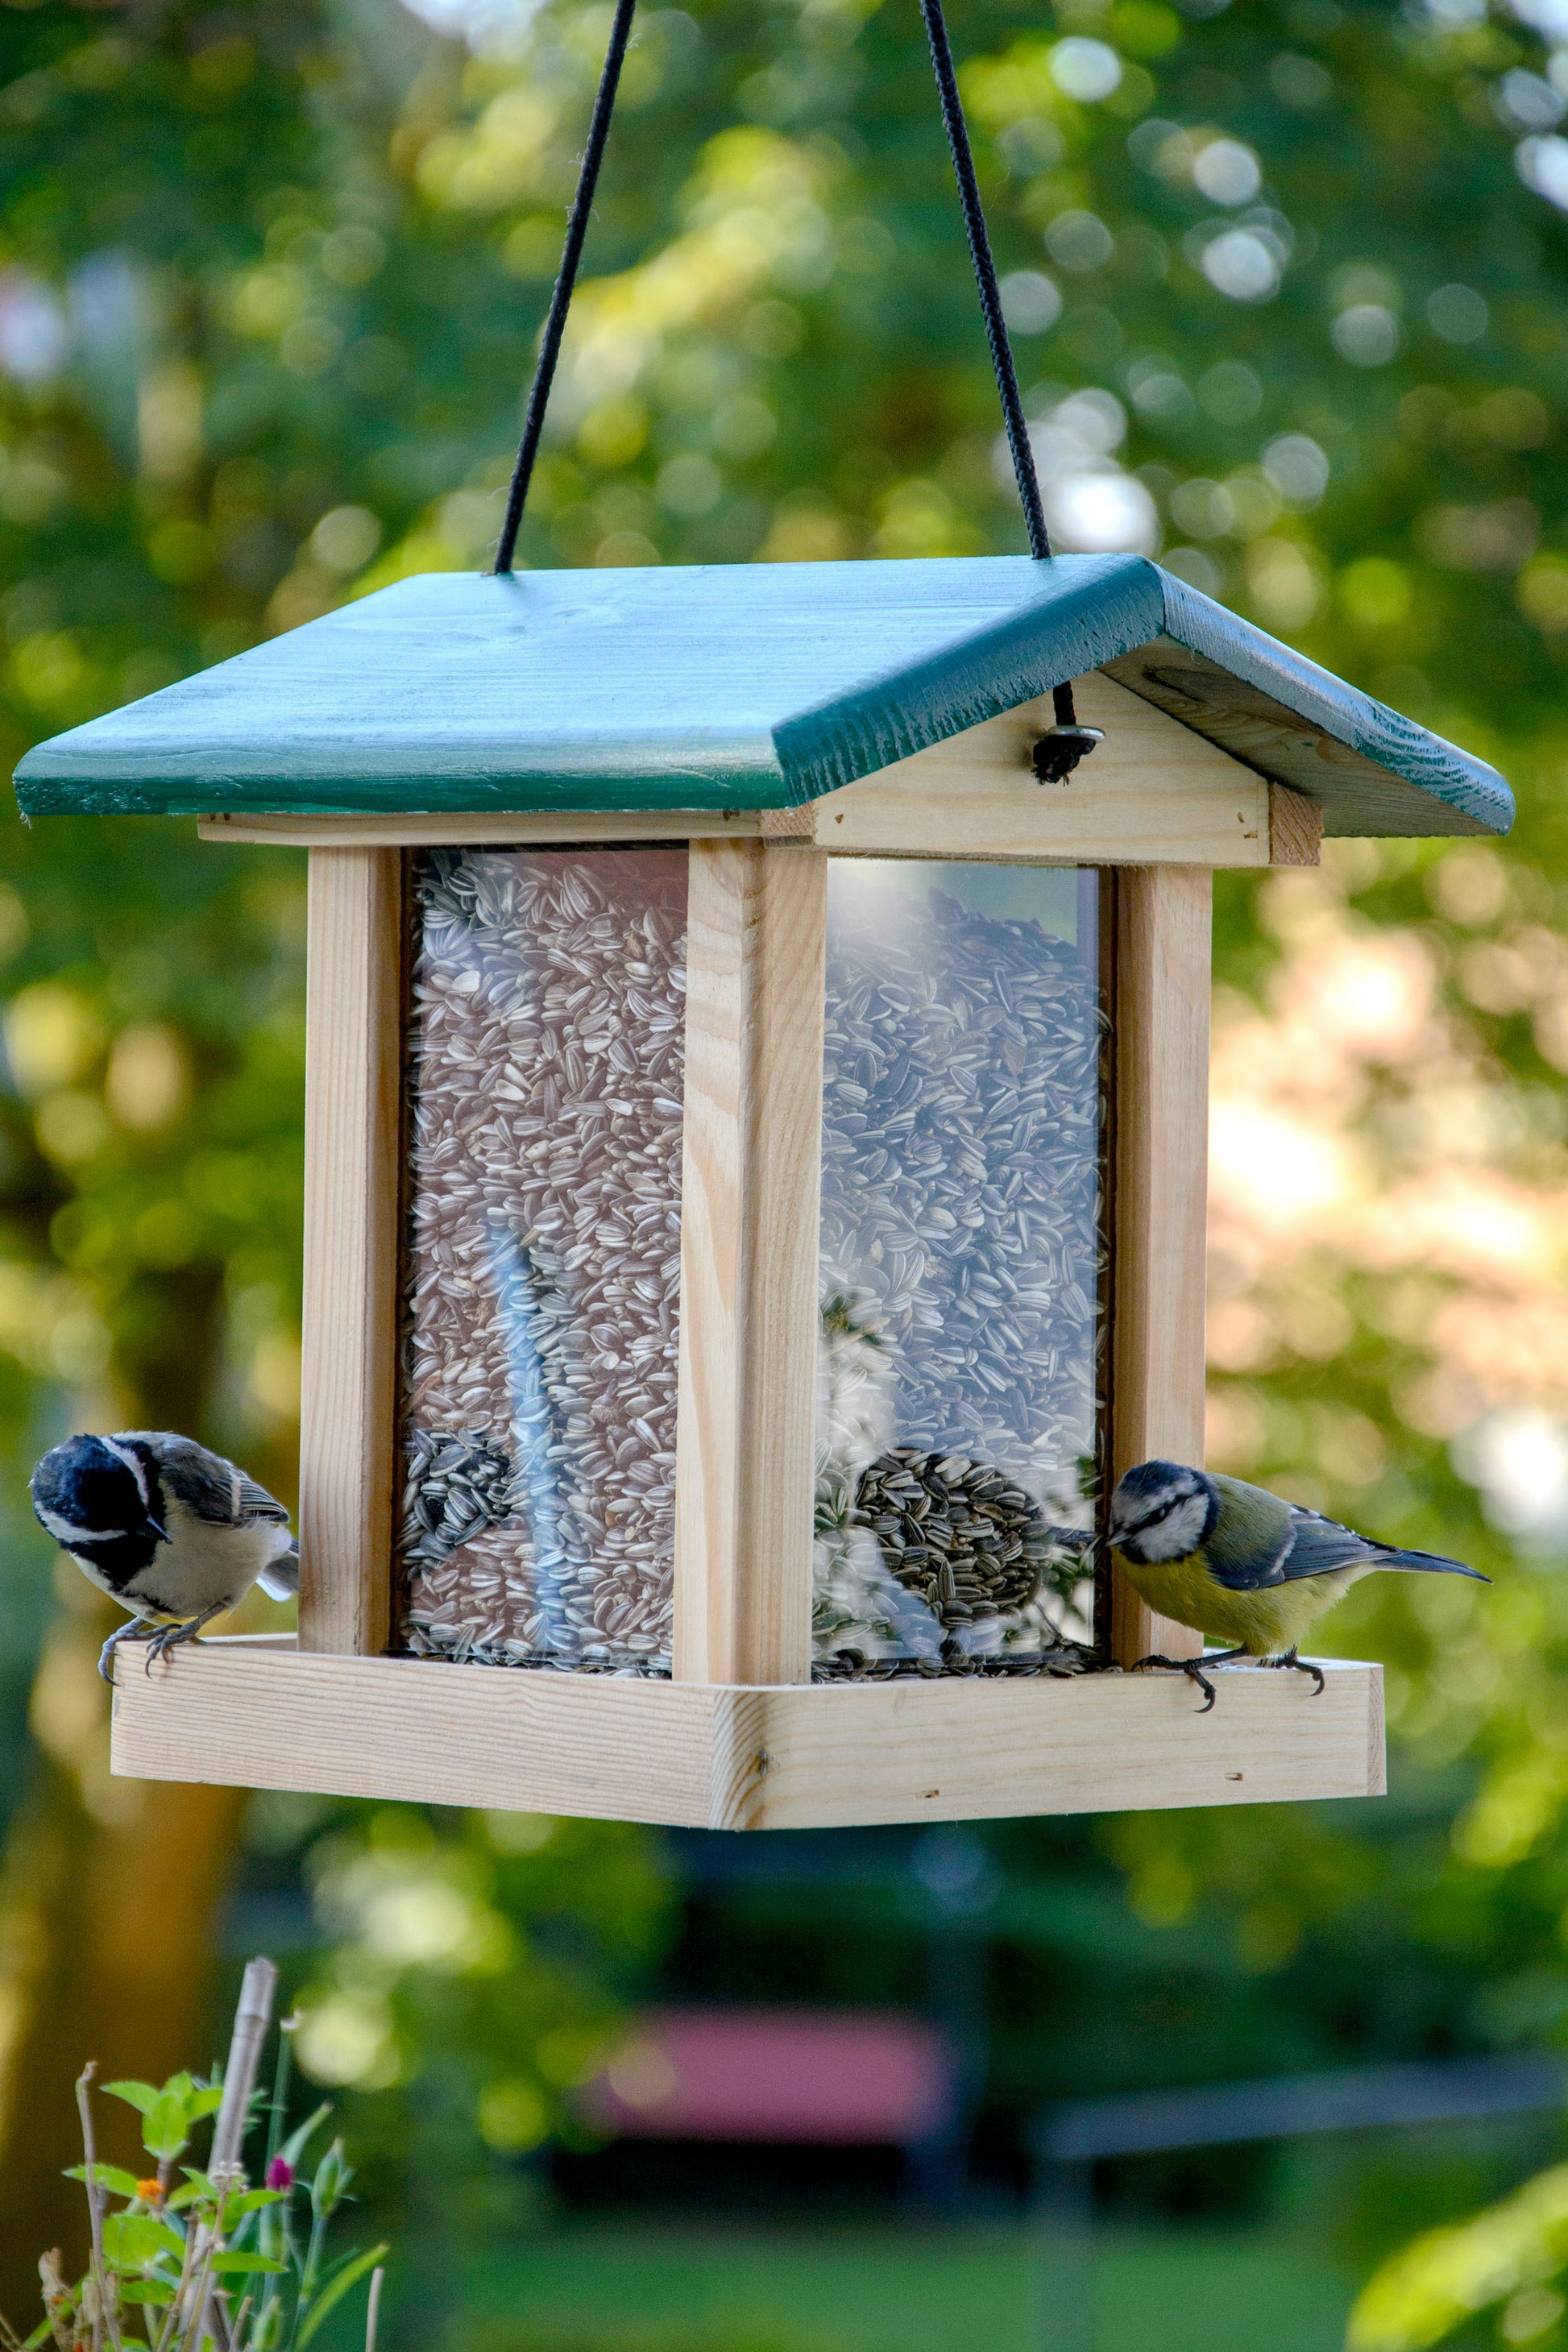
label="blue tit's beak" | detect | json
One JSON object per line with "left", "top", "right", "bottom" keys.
{"left": 146, "top": 1515, "right": 168, "bottom": 1541}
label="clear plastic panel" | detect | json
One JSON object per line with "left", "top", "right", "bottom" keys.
{"left": 398, "top": 847, "right": 687, "bottom": 1673}
{"left": 814, "top": 862, "right": 1104, "bottom": 1678}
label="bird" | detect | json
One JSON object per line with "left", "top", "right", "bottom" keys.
{"left": 1108, "top": 1458, "right": 1489, "bottom": 1711}
{"left": 30, "top": 1431, "right": 299, "bottom": 1684}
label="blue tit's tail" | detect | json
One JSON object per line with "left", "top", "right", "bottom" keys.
{"left": 1376, "top": 1544, "right": 1490, "bottom": 1583}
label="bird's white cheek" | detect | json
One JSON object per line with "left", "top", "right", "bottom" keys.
{"left": 38, "top": 1504, "right": 128, "bottom": 1546}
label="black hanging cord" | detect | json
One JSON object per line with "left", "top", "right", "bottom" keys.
{"left": 492, "top": 0, "right": 637, "bottom": 575}
{"left": 919, "top": 0, "right": 1097, "bottom": 773}
{"left": 491, "top": 0, "right": 1101, "bottom": 778}
{"left": 918, "top": 0, "right": 1048, "bottom": 566}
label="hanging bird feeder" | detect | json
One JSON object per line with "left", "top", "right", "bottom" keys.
{"left": 12, "top": 2, "right": 1511, "bottom": 1830}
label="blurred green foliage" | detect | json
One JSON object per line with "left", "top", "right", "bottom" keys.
{"left": 9, "top": 0, "right": 1568, "bottom": 2338}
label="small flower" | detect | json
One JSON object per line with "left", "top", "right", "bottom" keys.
{"left": 264, "top": 2157, "right": 294, "bottom": 2191}
{"left": 135, "top": 2179, "right": 163, "bottom": 2204}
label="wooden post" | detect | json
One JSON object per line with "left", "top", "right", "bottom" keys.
{"left": 674, "top": 841, "right": 827, "bottom": 1685}
{"left": 1269, "top": 782, "right": 1324, "bottom": 866}
{"left": 298, "top": 847, "right": 402, "bottom": 1655}
{"left": 1109, "top": 866, "right": 1212, "bottom": 1668}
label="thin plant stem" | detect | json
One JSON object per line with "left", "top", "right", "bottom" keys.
{"left": 300, "top": 2209, "right": 328, "bottom": 2305}
{"left": 262, "top": 2018, "right": 297, "bottom": 2177}
{"left": 254, "top": 2017, "right": 297, "bottom": 2346}
{"left": 151, "top": 2215, "right": 199, "bottom": 2352}
{"left": 363, "top": 2268, "right": 384, "bottom": 2352}
{"left": 179, "top": 2185, "right": 230, "bottom": 2352}
{"left": 74, "top": 2068, "right": 124, "bottom": 2352}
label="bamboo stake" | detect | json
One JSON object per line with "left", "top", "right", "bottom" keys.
{"left": 194, "top": 1960, "right": 278, "bottom": 2349}
{"left": 209, "top": 1961, "right": 278, "bottom": 2176}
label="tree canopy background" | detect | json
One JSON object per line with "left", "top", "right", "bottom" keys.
{"left": 4, "top": 0, "right": 1568, "bottom": 2338}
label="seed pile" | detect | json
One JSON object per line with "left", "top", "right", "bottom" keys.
{"left": 814, "top": 877, "right": 1104, "bottom": 1671}
{"left": 398, "top": 847, "right": 687, "bottom": 1672}
{"left": 401, "top": 1428, "right": 516, "bottom": 1578}
{"left": 855, "top": 1449, "right": 1058, "bottom": 1618}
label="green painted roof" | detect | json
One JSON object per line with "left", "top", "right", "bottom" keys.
{"left": 12, "top": 554, "right": 1511, "bottom": 836}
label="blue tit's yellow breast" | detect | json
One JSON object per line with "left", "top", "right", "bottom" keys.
{"left": 1114, "top": 1549, "right": 1363, "bottom": 1656}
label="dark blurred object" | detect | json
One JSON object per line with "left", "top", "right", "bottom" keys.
{"left": 1031, "top": 726, "right": 1105, "bottom": 785}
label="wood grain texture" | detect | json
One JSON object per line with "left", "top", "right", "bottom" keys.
{"left": 1269, "top": 782, "right": 1325, "bottom": 866}
{"left": 1109, "top": 867, "right": 1213, "bottom": 1670}
{"left": 674, "top": 842, "right": 826, "bottom": 1686}
{"left": 299, "top": 847, "right": 401, "bottom": 1656}
{"left": 775, "top": 674, "right": 1271, "bottom": 865}
{"left": 1102, "top": 630, "right": 1508, "bottom": 842}
{"left": 110, "top": 1638, "right": 1384, "bottom": 1827}
{"left": 200, "top": 811, "right": 765, "bottom": 847}
{"left": 16, "top": 558, "right": 1509, "bottom": 840}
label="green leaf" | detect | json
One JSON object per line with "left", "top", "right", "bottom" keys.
{"left": 140, "top": 2087, "right": 192, "bottom": 2163}
{"left": 166, "top": 2183, "right": 204, "bottom": 2211}
{"left": 189, "top": 2085, "right": 225, "bottom": 2119}
{"left": 23, "top": 2317, "right": 55, "bottom": 2349}
{"left": 64, "top": 2163, "right": 143, "bottom": 2196}
{"left": 117, "top": 2282, "right": 176, "bottom": 2307}
{"left": 226, "top": 2188, "right": 284, "bottom": 2217}
{"left": 103, "top": 2080, "right": 160, "bottom": 2114}
{"left": 297, "top": 2246, "right": 388, "bottom": 2350}
{"left": 208, "top": 2254, "right": 286, "bottom": 2278}
{"left": 103, "top": 2212, "right": 185, "bottom": 2269}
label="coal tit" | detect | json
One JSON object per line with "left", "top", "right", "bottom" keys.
{"left": 30, "top": 1430, "right": 299, "bottom": 1682}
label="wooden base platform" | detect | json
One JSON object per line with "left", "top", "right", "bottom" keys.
{"left": 110, "top": 1638, "right": 1384, "bottom": 1830}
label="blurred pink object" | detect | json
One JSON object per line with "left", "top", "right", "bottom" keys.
{"left": 585, "top": 2007, "right": 953, "bottom": 2147}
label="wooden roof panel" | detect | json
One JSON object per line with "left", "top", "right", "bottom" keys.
{"left": 12, "top": 554, "right": 1511, "bottom": 837}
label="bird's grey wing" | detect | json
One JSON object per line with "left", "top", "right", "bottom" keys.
{"left": 132, "top": 1433, "right": 291, "bottom": 1526}
{"left": 229, "top": 1467, "right": 292, "bottom": 1525}
{"left": 257, "top": 1541, "right": 299, "bottom": 1602}
{"left": 1273, "top": 1509, "right": 1384, "bottom": 1583}
{"left": 1278, "top": 1510, "right": 1488, "bottom": 1583}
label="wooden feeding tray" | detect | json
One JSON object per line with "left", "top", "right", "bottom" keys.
{"left": 15, "top": 555, "right": 1508, "bottom": 1827}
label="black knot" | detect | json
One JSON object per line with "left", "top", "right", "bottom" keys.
{"left": 1031, "top": 724, "right": 1105, "bottom": 786}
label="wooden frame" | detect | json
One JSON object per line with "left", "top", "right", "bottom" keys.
{"left": 673, "top": 842, "right": 825, "bottom": 1685}
{"left": 111, "top": 688, "right": 1382, "bottom": 1825}
{"left": 298, "top": 847, "right": 401, "bottom": 1657}
{"left": 1108, "top": 868, "right": 1210, "bottom": 1670}
{"left": 195, "top": 694, "right": 1323, "bottom": 872}
{"left": 113, "top": 1639, "right": 1383, "bottom": 1827}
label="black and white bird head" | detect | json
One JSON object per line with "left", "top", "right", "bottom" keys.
{"left": 1109, "top": 1459, "right": 1218, "bottom": 1566}
{"left": 31, "top": 1432, "right": 166, "bottom": 1569}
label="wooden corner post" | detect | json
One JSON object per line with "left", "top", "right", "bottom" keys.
{"left": 1110, "top": 866, "right": 1212, "bottom": 1669}
{"left": 299, "top": 847, "right": 403, "bottom": 1655}
{"left": 674, "top": 841, "right": 827, "bottom": 1686}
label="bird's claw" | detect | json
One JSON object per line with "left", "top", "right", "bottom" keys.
{"left": 142, "top": 1615, "right": 214, "bottom": 1674}
{"left": 97, "top": 1620, "right": 151, "bottom": 1686}
{"left": 1266, "top": 1648, "right": 1326, "bottom": 1696}
{"left": 1133, "top": 1650, "right": 1223, "bottom": 1714}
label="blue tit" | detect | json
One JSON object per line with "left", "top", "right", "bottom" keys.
{"left": 1108, "top": 1458, "right": 1488, "bottom": 1711}
{"left": 30, "top": 1430, "right": 299, "bottom": 1684}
